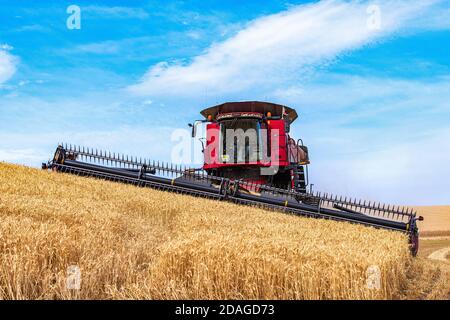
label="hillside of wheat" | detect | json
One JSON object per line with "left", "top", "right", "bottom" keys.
{"left": 0, "top": 162, "right": 448, "bottom": 299}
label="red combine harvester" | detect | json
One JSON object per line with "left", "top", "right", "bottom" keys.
{"left": 43, "top": 101, "right": 423, "bottom": 255}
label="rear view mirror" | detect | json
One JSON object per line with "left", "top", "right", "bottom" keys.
{"left": 189, "top": 120, "right": 203, "bottom": 138}
{"left": 188, "top": 123, "right": 195, "bottom": 138}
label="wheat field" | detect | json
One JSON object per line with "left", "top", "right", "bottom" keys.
{"left": 0, "top": 162, "right": 447, "bottom": 299}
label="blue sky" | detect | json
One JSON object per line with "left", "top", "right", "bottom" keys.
{"left": 0, "top": 0, "right": 449, "bottom": 205}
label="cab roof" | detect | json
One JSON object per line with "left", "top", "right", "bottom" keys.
{"left": 200, "top": 101, "right": 298, "bottom": 123}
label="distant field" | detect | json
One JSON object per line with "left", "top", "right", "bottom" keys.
{"left": 0, "top": 162, "right": 448, "bottom": 300}
{"left": 414, "top": 206, "right": 450, "bottom": 237}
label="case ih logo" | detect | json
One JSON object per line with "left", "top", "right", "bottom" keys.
{"left": 216, "top": 112, "right": 264, "bottom": 120}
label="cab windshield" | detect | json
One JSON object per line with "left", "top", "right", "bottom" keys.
{"left": 219, "top": 118, "right": 264, "bottom": 163}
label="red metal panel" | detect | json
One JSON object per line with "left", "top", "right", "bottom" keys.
{"left": 268, "top": 119, "right": 288, "bottom": 166}
{"left": 204, "top": 123, "right": 220, "bottom": 167}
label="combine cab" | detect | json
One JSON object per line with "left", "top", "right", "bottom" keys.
{"left": 43, "top": 101, "right": 423, "bottom": 255}
{"left": 190, "top": 101, "right": 310, "bottom": 194}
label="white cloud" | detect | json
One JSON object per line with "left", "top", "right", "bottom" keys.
{"left": 83, "top": 6, "right": 149, "bottom": 19}
{"left": 0, "top": 148, "right": 47, "bottom": 165}
{"left": 74, "top": 41, "right": 121, "bottom": 55}
{"left": 64, "top": 37, "right": 154, "bottom": 56}
{"left": 14, "top": 24, "right": 47, "bottom": 32}
{"left": 409, "top": 5, "right": 450, "bottom": 30}
{"left": 128, "top": 0, "right": 442, "bottom": 97}
{"left": 0, "top": 44, "right": 13, "bottom": 50}
{"left": 272, "top": 74, "right": 450, "bottom": 120}
{"left": 0, "top": 47, "right": 17, "bottom": 84}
